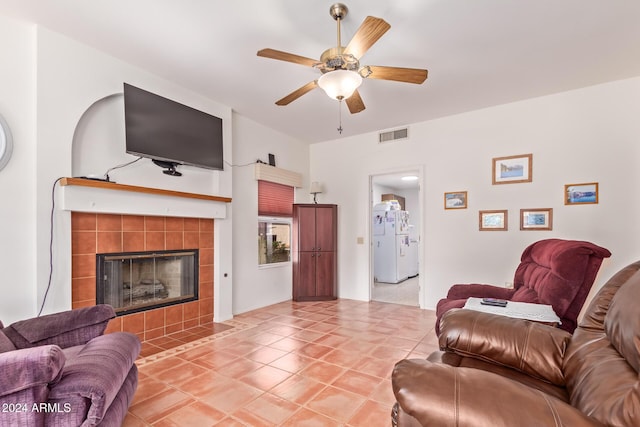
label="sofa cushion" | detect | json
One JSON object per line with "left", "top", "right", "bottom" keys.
{"left": 605, "top": 266, "right": 640, "bottom": 373}
{"left": 510, "top": 286, "right": 539, "bottom": 303}
{"left": 439, "top": 309, "right": 570, "bottom": 386}
{"left": 428, "top": 351, "right": 569, "bottom": 402}
{"left": 0, "top": 329, "right": 16, "bottom": 353}
{"left": 563, "top": 261, "right": 640, "bottom": 426}
{"left": 5, "top": 305, "right": 115, "bottom": 348}
{"left": 48, "top": 332, "right": 140, "bottom": 425}
{"left": 512, "top": 239, "right": 610, "bottom": 333}
{"left": 392, "top": 358, "right": 600, "bottom": 426}
{"left": 0, "top": 345, "right": 65, "bottom": 396}
{"left": 515, "top": 252, "right": 585, "bottom": 314}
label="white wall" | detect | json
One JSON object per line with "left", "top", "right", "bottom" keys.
{"left": 35, "top": 28, "right": 235, "bottom": 321}
{"left": 0, "top": 16, "right": 37, "bottom": 323}
{"left": 0, "top": 16, "right": 308, "bottom": 324}
{"left": 311, "top": 77, "right": 640, "bottom": 310}
{"left": 2, "top": 13, "right": 638, "bottom": 325}
{"left": 231, "top": 114, "right": 309, "bottom": 314}
{"left": 0, "top": 18, "right": 237, "bottom": 323}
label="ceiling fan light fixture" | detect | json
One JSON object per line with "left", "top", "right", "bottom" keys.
{"left": 258, "top": 4, "right": 427, "bottom": 115}
{"left": 318, "top": 69, "right": 362, "bottom": 100}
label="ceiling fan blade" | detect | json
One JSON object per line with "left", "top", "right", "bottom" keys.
{"left": 275, "top": 81, "right": 318, "bottom": 106}
{"left": 343, "top": 16, "right": 391, "bottom": 59}
{"left": 366, "top": 65, "right": 428, "bottom": 84}
{"left": 346, "top": 90, "right": 366, "bottom": 114}
{"left": 257, "top": 48, "right": 318, "bottom": 67}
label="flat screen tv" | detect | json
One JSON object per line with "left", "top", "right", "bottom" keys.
{"left": 124, "top": 83, "right": 224, "bottom": 172}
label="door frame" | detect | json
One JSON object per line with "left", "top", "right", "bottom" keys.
{"left": 368, "top": 165, "right": 425, "bottom": 308}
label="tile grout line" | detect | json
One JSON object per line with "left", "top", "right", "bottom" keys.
{"left": 136, "top": 319, "right": 258, "bottom": 367}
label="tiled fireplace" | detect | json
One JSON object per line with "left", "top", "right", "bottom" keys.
{"left": 71, "top": 212, "right": 214, "bottom": 342}
{"left": 96, "top": 248, "right": 199, "bottom": 314}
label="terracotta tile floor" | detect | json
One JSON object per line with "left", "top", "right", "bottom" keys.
{"left": 123, "top": 299, "right": 438, "bottom": 426}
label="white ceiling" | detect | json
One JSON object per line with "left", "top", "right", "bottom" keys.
{"left": 372, "top": 171, "right": 420, "bottom": 191}
{"left": 2, "top": 0, "right": 640, "bottom": 144}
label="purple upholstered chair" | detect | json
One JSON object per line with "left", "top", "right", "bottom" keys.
{"left": 435, "top": 239, "right": 611, "bottom": 335}
{"left": 0, "top": 304, "right": 140, "bottom": 426}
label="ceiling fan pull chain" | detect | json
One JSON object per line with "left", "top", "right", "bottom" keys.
{"left": 337, "top": 100, "right": 344, "bottom": 134}
{"left": 336, "top": 15, "right": 342, "bottom": 50}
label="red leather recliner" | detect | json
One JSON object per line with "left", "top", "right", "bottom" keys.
{"left": 435, "top": 238, "right": 611, "bottom": 334}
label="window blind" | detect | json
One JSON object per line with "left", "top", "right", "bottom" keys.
{"left": 258, "top": 180, "right": 294, "bottom": 217}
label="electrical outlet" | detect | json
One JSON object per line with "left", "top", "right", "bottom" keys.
{"left": 505, "top": 281, "right": 514, "bottom": 289}
{"left": 356, "top": 237, "right": 364, "bottom": 245}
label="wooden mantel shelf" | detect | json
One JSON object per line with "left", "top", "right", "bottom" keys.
{"left": 60, "top": 177, "right": 232, "bottom": 203}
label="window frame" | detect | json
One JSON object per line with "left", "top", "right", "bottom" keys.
{"left": 258, "top": 216, "right": 293, "bottom": 268}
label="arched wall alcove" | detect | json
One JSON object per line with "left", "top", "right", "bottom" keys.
{"left": 70, "top": 90, "right": 222, "bottom": 190}
{"left": 71, "top": 93, "right": 128, "bottom": 178}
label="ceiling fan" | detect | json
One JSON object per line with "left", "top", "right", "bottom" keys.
{"left": 257, "top": 3, "right": 428, "bottom": 114}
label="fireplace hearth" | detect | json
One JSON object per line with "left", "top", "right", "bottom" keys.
{"left": 97, "top": 249, "right": 199, "bottom": 315}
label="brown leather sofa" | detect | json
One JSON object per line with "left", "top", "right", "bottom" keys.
{"left": 392, "top": 260, "right": 640, "bottom": 426}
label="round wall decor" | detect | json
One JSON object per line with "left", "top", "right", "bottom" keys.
{"left": 0, "top": 114, "right": 13, "bottom": 171}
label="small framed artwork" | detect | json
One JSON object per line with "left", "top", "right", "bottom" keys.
{"left": 492, "top": 153, "right": 533, "bottom": 185}
{"left": 520, "top": 208, "right": 553, "bottom": 231}
{"left": 565, "top": 182, "right": 598, "bottom": 205}
{"left": 479, "top": 210, "right": 508, "bottom": 231}
{"left": 444, "top": 191, "right": 468, "bottom": 209}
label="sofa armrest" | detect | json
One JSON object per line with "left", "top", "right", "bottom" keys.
{"left": 439, "top": 309, "right": 571, "bottom": 386}
{"left": 3, "top": 305, "right": 115, "bottom": 349}
{"left": 0, "top": 345, "right": 65, "bottom": 397}
{"left": 392, "top": 359, "right": 603, "bottom": 427}
{"left": 446, "top": 283, "right": 515, "bottom": 300}
{"left": 48, "top": 332, "right": 140, "bottom": 425}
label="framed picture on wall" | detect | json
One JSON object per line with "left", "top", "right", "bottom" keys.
{"left": 479, "top": 210, "right": 508, "bottom": 231}
{"left": 520, "top": 208, "right": 553, "bottom": 230}
{"left": 492, "top": 154, "right": 533, "bottom": 185}
{"left": 444, "top": 191, "right": 468, "bottom": 209}
{"left": 565, "top": 182, "right": 598, "bottom": 205}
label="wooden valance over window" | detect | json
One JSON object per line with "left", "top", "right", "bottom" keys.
{"left": 254, "top": 163, "right": 303, "bottom": 188}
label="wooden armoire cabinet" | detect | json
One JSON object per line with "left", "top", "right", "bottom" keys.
{"left": 292, "top": 204, "right": 338, "bottom": 301}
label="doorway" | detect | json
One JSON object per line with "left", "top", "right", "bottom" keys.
{"left": 370, "top": 169, "right": 422, "bottom": 307}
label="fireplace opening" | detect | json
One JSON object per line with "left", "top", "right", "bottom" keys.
{"left": 96, "top": 249, "right": 199, "bottom": 315}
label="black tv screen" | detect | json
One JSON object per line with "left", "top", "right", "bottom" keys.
{"left": 124, "top": 83, "right": 224, "bottom": 171}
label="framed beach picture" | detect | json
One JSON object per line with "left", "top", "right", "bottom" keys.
{"left": 492, "top": 154, "right": 533, "bottom": 185}
{"left": 565, "top": 182, "right": 598, "bottom": 205}
{"left": 520, "top": 208, "right": 553, "bottom": 230}
{"left": 479, "top": 210, "right": 508, "bottom": 231}
{"left": 444, "top": 191, "right": 468, "bottom": 209}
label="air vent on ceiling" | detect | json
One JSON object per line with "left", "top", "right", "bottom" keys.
{"left": 379, "top": 127, "right": 409, "bottom": 143}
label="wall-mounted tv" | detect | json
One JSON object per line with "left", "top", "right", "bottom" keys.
{"left": 124, "top": 83, "right": 224, "bottom": 171}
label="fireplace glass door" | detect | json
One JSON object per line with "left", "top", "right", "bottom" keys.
{"left": 97, "top": 249, "right": 198, "bottom": 315}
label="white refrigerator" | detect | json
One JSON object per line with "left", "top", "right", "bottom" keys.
{"left": 373, "top": 205, "right": 411, "bottom": 283}
{"left": 406, "top": 224, "right": 419, "bottom": 278}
